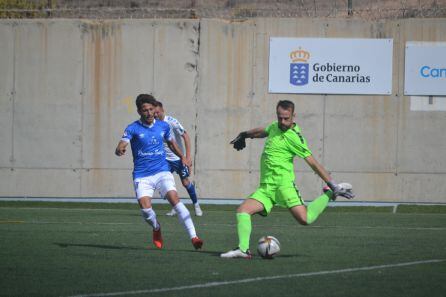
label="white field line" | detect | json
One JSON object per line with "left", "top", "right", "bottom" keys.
{"left": 1, "top": 219, "right": 445, "bottom": 231}
{"left": 65, "top": 259, "right": 444, "bottom": 297}
{"left": 2, "top": 206, "right": 446, "bottom": 218}
{"left": 28, "top": 221, "right": 135, "bottom": 225}
{"left": 201, "top": 224, "right": 446, "bottom": 231}
{"left": 289, "top": 225, "right": 446, "bottom": 231}
{"left": 5, "top": 221, "right": 444, "bottom": 230}
{"left": 0, "top": 206, "right": 136, "bottom": 212}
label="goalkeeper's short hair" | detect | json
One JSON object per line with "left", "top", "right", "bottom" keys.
{"left": 277, "top": 100, "right": 294, "bottom": 113}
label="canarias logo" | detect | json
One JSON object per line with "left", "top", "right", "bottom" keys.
{"left": 289, "top": 47, "right": 371, "bottom": 85}
{"left": 289, "top": 48, "right": 310, "bottom": 86}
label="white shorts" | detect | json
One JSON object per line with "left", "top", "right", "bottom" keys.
{"left": 133, "top": 171, "right": 176, "bottom": 199}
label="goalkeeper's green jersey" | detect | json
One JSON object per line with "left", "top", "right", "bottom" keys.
{"left": 260, "top": 121, "right": 312, "bottom": 184}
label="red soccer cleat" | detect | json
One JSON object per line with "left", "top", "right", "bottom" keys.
{"left": 191, "top": 236, "right": 203, "bottom": 250}
{"left": 153, "top": 227, "right": 163, "bottom": 249}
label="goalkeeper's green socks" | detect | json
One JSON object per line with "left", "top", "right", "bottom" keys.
{"left": 236, "top": 193, "right": 329, "bottom": 251}
{"left": 306, "top": 193, "right": 330, "bottom": 224}
{"left": 237, "top": 212, "right": 252, "bottom": 252}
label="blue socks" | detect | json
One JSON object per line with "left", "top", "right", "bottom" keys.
{"left": 185, "top": 182, "right": 198, "bottom": 204}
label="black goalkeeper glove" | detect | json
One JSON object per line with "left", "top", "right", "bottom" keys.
{"left": 230, "top": 132, "right": 248, "bottom": 151}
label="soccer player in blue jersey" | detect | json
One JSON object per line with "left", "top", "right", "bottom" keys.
{"left": 154, "top": 101, "right": 203, "bottom": 217}
{"left": 115, "top": 94, "right": 203, "bottom": 250}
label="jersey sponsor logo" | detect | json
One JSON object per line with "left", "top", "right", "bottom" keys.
{"left": 290, "top": 48, "right": 310, "bottom": 86}
{"left": 137, "top": 149, "right": 163, "bottom": 157}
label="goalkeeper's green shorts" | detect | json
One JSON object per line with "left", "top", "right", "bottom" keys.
{"left": 248, "top": 182, "right": 304, "bottom": 216}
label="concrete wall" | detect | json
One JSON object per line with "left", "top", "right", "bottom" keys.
{"left": 0, "top": 18, "right": 445, "bottom": 203}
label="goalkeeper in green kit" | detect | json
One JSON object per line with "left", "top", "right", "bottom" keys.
{"left": 221, "top": 100, "right": 355, "bottom": 259}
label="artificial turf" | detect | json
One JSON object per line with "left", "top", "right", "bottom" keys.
{"left": 0, "top": 201, "right": 445, "bottom": 297}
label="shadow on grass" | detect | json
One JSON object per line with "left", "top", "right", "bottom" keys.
{"left": 173, "top": 249, "right": 222, "bottom": 257}
{"left": 54, "top": 242, "right": 302, "bottom": 259}
{"left": 54, "top": 242, "right": 222, "bottom": 256}
{"left": 54, "top": 242, "right": 145, "bottom": 251}
{"left": 164, "top": 249, "right": 303, "bottom": 260}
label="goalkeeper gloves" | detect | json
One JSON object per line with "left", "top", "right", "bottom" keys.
{"left": 326, "top": 181, "right": 355, "bottom": 199}
{"left": 230, "top": 132, "right": 248, "bottom": 151}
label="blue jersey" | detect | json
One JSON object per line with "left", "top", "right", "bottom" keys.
{"left": 121, "top": 119, "right": 172, "bottom": 179}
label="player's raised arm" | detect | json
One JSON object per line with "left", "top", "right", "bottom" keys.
{"left": 230, "top": 127, "right": 267, "bottom": 151}
{"left": 115, "top": 140, "right": 129, "bottom": 156}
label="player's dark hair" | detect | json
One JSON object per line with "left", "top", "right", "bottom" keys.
{"left": 277, "top": 100, "right": 295, "bottom": 113}
{"left": 135, "top": 94, "right": 157, "bottom": 110}
{"left": 155, "top": 100, "right": 163, "bottom": 108}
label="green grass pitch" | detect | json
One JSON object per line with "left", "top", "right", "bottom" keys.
{"left": 1, "top": 201, "right": 445, "bottom": 297}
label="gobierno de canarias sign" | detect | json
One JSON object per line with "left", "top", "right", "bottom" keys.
{"left": 268, "top": 37, "right": 393, "bottom": 95}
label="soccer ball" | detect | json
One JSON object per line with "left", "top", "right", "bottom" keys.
{"left": 257, "top": 236, "right": 280, "bottom": 259}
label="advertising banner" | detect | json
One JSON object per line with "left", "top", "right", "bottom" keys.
{"left": 269, "top": 37, "right": 393, "bottom": 95}
{"left": 404, "top": 42, "right": 446, "bottom": 96}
